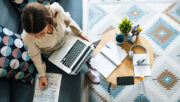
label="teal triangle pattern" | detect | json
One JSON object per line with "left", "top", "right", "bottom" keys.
{"left": 134, "top": 94, "right": 150, "bottom": 102}
{"left": 99, "top": 76, "right": 125, "bottom": 98}
{"left": 89, "top": 4, "right": 107, "bottom": 30}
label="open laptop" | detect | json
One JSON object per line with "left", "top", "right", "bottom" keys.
{"left": 48, "top": 31, "right": 94, "bottom": 75}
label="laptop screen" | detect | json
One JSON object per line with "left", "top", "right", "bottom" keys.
{"left": 61, "top": 40, "right": 87, "bottom": 68}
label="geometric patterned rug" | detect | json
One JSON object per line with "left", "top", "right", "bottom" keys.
{"left": 83, "top": 0, "right": 180, "bottom": 102}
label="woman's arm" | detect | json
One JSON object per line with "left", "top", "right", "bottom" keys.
{"left": 30, "top": 53, "right": 46, "bottom": 77}
{"left": 64, "top": 15, "right": 89, "bottom": 41}
{"left": 22, "top": 33, "right": 48, "bottom": 88}
{"left": 50, "top": 3, "right": 89, "bottom": 41}
{"left": 62, "top": 13, "right": 89, "bottom": 41}
{"left": 51, "top": 2, "right": 82, "bottom": 35}
{"left": 31, "top": 54, "right": 48, "bottom": 88}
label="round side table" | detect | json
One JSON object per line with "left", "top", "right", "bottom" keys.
{"left": 94, "top": 28, "right": 154, "bottom": 85}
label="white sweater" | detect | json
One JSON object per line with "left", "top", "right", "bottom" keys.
{"left": 22, "top": 2, "right": 82, "bottom": 76}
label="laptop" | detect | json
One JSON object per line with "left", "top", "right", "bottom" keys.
{"left": 48, "top": 31, "right": 94, "bottom": 75}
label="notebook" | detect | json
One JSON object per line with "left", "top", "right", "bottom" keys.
{"left": 33, "top": 73, "right": 62, "bottom": 102}
{"left": 90, "top": 41, "right": 127, "bottom": 78}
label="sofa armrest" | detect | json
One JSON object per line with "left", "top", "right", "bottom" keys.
{"left": 57, "top": 0, "right": 82, "bottom": 29}
{"left": 0, "top": 0, "right": 20, "bottom": 33}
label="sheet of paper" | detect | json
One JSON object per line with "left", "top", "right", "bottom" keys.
{"left": 133, "top": 65, "right": 151, "bottom": 77}
{"left": 33, "top": 73, "right": 62, "bottom": 102}
{"left": 90, "top": 54, "right": 116, "bottom": 78}
{"left": 101, "top": 41, "right": 127, "bottom": 65}
{"left": 133, "top": 54, "right": 151, "bottom": 77}
{"left": 90, "top": 41, "right": 127, "bottom": 78}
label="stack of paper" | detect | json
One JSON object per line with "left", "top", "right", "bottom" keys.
{"left": 90, "top": 41, "right": 127, "bottom": 78}
{"left": 33, "top": 73, "right": 62, "bottom": 102}
{"left": 133, "top": 54, "right": 151, "bottom": 77}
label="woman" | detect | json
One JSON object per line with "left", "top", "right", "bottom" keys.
{"left": 21, "top": 2, "right": 100, "bottom": 88}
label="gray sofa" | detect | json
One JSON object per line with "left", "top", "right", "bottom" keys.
{"left": 0, "top": 0, "right": 83, "bottom": 102}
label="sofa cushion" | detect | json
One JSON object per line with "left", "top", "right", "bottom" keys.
{"left": 11, "top": 79, "right": 35, "bottom": 102}
{"left": 0, "top": 78, "right": 11, "bottom": 102}
{"left": 0, "top": 25, "right": 36, "bottom": 83}
{"left": 0, "top": 0, "right": 20, "bottom": 33}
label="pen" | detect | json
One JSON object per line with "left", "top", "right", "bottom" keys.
{"left": 105, "top": 44, "right": 110, "bottom": 48}
{"left": 38, "top": 77, "right": 46, "bottom": 86}
{"left": 100, "top": 51, "right": 118, "bottom": 66}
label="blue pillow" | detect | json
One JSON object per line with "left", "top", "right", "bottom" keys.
{"left": 0, "top": 25, "right": 36, "bottom": 83}
{"left": 10, "top": 0, "right": 57, "bottom": 13}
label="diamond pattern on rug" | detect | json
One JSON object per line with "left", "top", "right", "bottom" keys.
{"left": 163, "top": 3, "right": 180, "bottom": 25}
{"left": 153, "top": 69, "right": 180, "bottom": 90}
{"left": 89, "top": 87, "right": 107, "bottom": 102}
{"left": 99, "top": 76, "right": 125, "bottom": 98}
{"left": 134, "top": 94, "right": 150, "bottom": 102}
{"left": 84, "top": 0, "right": 180, "bottom": 101}
{"left": 89, "top": 4, "right": 107, "bottom": 30}
{"left": 145, "top": 18, "right": 179, "bottom": 49}
{"left": 150, "top": 59, "right": 180, "bottom": 98}
{"left": 127, "top": 5, "right": 145, "bottom": 22}
{"left": 89, "top": 0, "right": 180, "bottom": 3}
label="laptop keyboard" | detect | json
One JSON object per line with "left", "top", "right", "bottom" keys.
{"left": 61, "top": 40, "right": 86, "bottom": 68}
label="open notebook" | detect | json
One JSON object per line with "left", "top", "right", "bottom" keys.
{"left": 90, "top": 41, "right": 127, "bottom": 78}
{"left": 33, "top": 73, "right": 62, "bottom": 102}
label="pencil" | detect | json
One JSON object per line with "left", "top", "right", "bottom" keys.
{"left": 100, "top": 51, "right": 118, "bottom": 66}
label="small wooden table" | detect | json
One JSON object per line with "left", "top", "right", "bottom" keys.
{"left": 94, "top": 28, "right": 154, "bottom": 85}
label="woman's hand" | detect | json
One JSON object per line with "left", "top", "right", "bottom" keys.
{"left": 39, "top": 76, "right": 48, "bottom": 88}
{"left": 80, "top": 33, "right": 89, "bottom": 42}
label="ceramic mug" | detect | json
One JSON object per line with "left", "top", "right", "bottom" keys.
{"left": 115, "top": 33, "right": 125, "bottom": 45}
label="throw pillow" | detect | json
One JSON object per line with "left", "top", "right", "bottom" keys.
{"left": 0, "top": 25, "right": 36, "bottom": 83}
{"left": 10, "top": 0, "right": 57, "bottom": 13}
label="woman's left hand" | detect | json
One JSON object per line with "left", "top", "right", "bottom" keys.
{"left": 80, "top": 33, "right": 89, "bottom": 42}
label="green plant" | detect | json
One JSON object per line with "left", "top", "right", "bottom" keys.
{"left": 118, "top": 17, "right": 133, "bottom": 34}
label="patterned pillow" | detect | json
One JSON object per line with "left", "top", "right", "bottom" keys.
{"left": 10, "top": 0, "right": 57, "bottom": 13}
{"left": 0, "top": 25, "right": 36, "bottom": 83}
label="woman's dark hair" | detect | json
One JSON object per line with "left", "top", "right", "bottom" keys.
{"left": 21, "top": 2, "right": 55, "bottom": 33}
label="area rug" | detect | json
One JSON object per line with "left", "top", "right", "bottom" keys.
{"left": 83, "top": 0, "right": 180, "bottom": 102}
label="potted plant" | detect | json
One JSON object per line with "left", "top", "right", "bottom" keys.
{"left": 118, "top": 17, "right": 133, "bottom": 36}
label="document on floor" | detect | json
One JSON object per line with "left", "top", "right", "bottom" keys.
{"left": 33, "top": 73, "right": 62, "bottom": 102}
{"left": 90, "top": 41, "right": 127, "bottom": 78}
